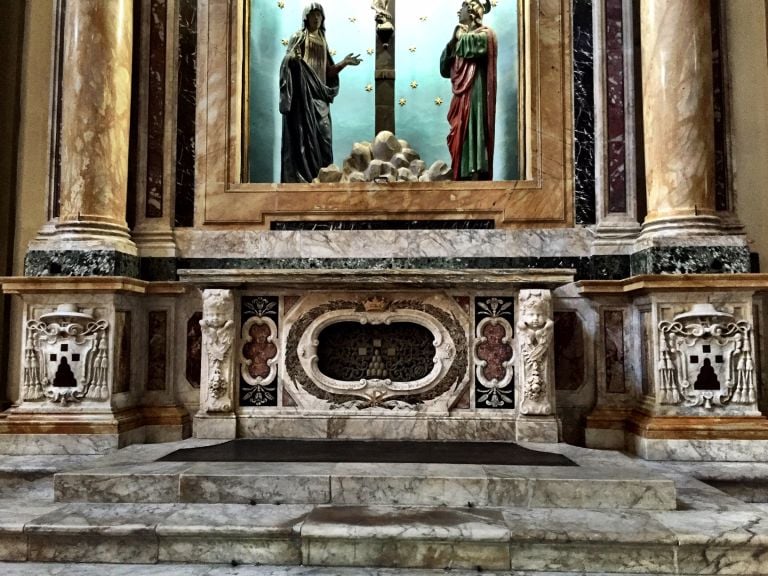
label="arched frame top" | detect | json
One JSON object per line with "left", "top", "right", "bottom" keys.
{"left": 196, "top": 0, "right": 572, "bottom": 228}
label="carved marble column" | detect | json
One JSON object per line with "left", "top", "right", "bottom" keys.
{"left": 195, "top": 289, "right": 237, "bottom": 438}
{"left": 639, "top": 0, "right": 719, "bottom": 236}
{"left": 55, "top": 0, "right": 138, "bottom": 260}
{"left": 515, "top": 290, "right": 559, "bottom": 443}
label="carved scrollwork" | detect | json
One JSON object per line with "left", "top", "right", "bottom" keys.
{"left": 22, "top": 305, "right": 110, "bottom": 405}
{"left": 285, "top": 299, "right": 467, "bottom": 410}
{"left": 658, "top": 304, "right": 756, "bottom": 410}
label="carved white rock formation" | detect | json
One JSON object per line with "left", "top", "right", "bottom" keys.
{"left": 315, "top": 130, "right": 453, "bottom": 183}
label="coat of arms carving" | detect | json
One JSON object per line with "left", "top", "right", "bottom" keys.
{"left": 22, "top": 304, "right": 110, "bottom": 405}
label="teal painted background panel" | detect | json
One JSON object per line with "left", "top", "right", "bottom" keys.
{"left": 247, "top": 1, "right": 518, "bottom": 182}
{"left": 394, "top": 0, "right": 519, "bottom": 180}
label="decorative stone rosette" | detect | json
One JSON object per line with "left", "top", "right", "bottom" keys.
{"left": 200, "top": 289, "right": 235, "bottom": 413}
{"left": 22, "top": 304, "right": 110, "bottom": 405}
{"left": 516, "top": 290, "right": 555, "bottom": 416}
{"left": 657, "top": 304, "right": 757, "bottom": 411}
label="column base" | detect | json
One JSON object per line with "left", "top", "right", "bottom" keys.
{"left": 640, "top": 214, "right": 722, "bottom": 238}
{"left": 626, "top": 412, "right": 768, "bottom": 461}
{"left": 25, "top": 219, "right": 139, "bottom": 277}
{"left": 593, "top": 221, "right": 642, "bottom": 248}
{"left": 0, "top": 408, "right": 145, "bottom": 454}
{"left": 133, "top": 228, "right": 178, "bottom": 258}
{"left": 515, "top": 415, "right": 560, "bottom": 443}
{"left": 24, "top": 249, "right": 140, "bottom": 277}
{"left": 585, "top": 408, "right": 632, "bottom": 450}
{"left": 194, "top": 412, "right": 237, "bottom": 439}
{"left": 630, "top": 235, "right": 751, "bottom": 275}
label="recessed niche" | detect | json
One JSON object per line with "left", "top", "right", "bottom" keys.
{"left": 317, "top": 321, "right": 435, "bottom": 382}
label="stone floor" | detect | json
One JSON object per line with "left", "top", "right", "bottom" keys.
{"left": 1, "top": 440, "right": 768, "bottom": 575}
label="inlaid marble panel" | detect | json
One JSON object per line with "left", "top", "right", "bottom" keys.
{"left": 640, "top": 309, "right": 653, "bottom": 397}
{"left": 185, "top": 312, "right": 202, "bottom": 389}
{"left": 174, "top": 0, "right": 196, "bottom": 227}
{"left": 146, "top": 0, "right": 168, "bottom": 218}
{"left": 553, "top": 311, "right": 585, "bottom": 391}
{"left": 114, "top": 311, "right": 132, "bottom": 394}
{"left": 474, "top": 297, "right": 515, "bottom": 409}
{"left": 573, "top": 0, "right": 596, "bottom": 225}
{"left": 605, "top": 0, "right": 627, "bottom": 213}
{"left": 147, "top": 310, "right": 168, "bottom": 391}
{"left": 604, "top": 309, "right": 626, "bottom": 393}
{"left": 239, "top": 296, "right": 279, "bottom": 407}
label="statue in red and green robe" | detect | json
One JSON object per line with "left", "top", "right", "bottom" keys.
{"left": 440, "top": 0, "right": 497, "bottom": 181}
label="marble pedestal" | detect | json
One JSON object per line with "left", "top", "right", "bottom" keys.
{"left": 515, "top": 416, "right": 560, "bottom": 443}
{"left": 194, "top": 414, "right": 236, "bottom": 440}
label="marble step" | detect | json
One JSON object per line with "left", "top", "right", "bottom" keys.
{"left": 0, "top": 564, "right": 679, "bottom": 576}
{"left": 2, "top": 501, "right": 767, "bottom": 574}
{"left": 54, "top": 460, "right": 677, "bottom": 510}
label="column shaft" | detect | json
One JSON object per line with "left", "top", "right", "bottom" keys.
{"left": 59, "top": 0, "right": 134, "bottom": 243}
{"left": 641, "top": 0, "right": 717, "bottom": 229}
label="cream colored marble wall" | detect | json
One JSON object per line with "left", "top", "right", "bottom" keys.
{"left": 8, "top": 1, "right": 55, "bottom": 402}
{"left": 726, "top": 1, "right": 768, "bottom": 272}
{"left": 13, "top": 1, "right": 53, "bottom": 275}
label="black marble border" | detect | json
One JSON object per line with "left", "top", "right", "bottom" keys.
{"left": 630, "top": 246, "right": 752, "bottom": 276}
{"left": 24, "top": 251, "right": 141, "bottom": 278}
{"left": 24, "top": 250, "right": 754, "bottom": 281}
{"left": 572, "top": 0, "right": 596, "bottom": 225}
{"left": 171, "top": 256, "right": 630, "bottom": 282}
{"left": 272, "top": 220, "right": 495, "bottom": 231}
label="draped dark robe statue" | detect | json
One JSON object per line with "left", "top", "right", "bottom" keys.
{"left": 440, "top": 25, "right": 498, "bottom": 181}
{"left": 279, "top": 32, "right": 340, "bottom": 183}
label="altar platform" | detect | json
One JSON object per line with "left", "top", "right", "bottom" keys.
{"left": 2, "top": 440, "right": 768, "bottom": 574}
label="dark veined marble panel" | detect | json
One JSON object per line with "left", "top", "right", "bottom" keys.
{"left": 146, "top": 0, "right": 168, "bottom": 218}
{"left": 24, "top": 250, "right": 140, "bottom": 277}
{"left": 573, "top": 0, "right": 596, "bottom": 225}
{"left": 630, "top": 246, "right": 751, "bottom": 275}
{"left": 272, "top": 220, "right": 495, "bottom": 231}
{"left": 711, "top": 0, "right": 728, "bottom": 212}
{"left": 174, "top": 255, "right": 631, "bottom": 281}
{"left": 605, "top": 0, "right": 627, "bottom": 213}
{"left": 554, "top": 311, "right": 585, "bottom": 391}
{"left": 174, "top": 0, "right": 196, "bottom": 227}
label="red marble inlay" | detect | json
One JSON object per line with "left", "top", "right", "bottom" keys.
{"left": 477, "top": 322, "right": 513, "bottom": 382}
{"left": 242, "top": 323, "right": 278, "bottom": 379}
